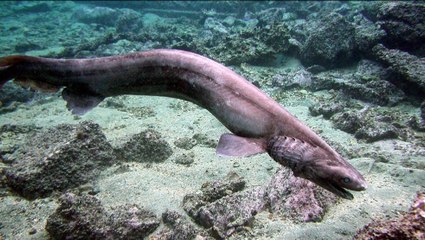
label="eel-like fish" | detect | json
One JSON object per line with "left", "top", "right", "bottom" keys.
{"left": 0, "top": 49, "right": 367, "bottom": 199}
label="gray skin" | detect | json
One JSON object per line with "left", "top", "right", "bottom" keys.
{"left": 0, "top": 49, "right": 367, "bottom": 199}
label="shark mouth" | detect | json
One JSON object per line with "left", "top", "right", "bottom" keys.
{"left": 316, "top": 179, "right": 354, "bottom": 200}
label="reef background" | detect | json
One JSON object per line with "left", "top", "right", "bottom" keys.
{"left": 0, "top": 1, "right": 424, "bottom": 239}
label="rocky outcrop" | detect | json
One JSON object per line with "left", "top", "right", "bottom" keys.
{"left": 4, "top": 121, "right": 115, "bottom": 199}
{"left": 46, "top": 193, "right": 160, "bottom": 239}
{"left": 182, "top": 169, "right": 337, "bottom": 238}
{"left": 300, "top": 12, "right": 357, "bottom": 68}
{"left": 376, "top": 2, "right": 425, "bottom": 54}
{"left": 372, "top": 44, "right": 425, "bottom": 97}
{"left": 354, "top": 192, "right": 425, "bottom": 239}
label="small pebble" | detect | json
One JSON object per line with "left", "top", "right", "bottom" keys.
{"left": 29, "top": 227, "right": 37, "bottom": 235}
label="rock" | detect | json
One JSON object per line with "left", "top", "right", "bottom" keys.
{"left": 13, "top": 2, "right": 51, "bottom": 13}
{"left": 4, "top": 121, "right": 115, "bottom": 199}
{"left": 192, "top": 133, "right": 217, "bottom": 148}
{"left": 153, "top": 210, "right": 211, "bottom": 240}
{"left": 421, "top": 101, "right": 425, "bottom": 125}
{"left": 191, "top": 187, "right": 266, "bottom": 239}
{"left": 0, "top": 124, "right": 39, "bottom": 158}
{"left": 182, "top": 172, "right": 264, "bottom": 238}
{"left": 331, "top": 111, "right": 362, "bottom": 134}
{"left": 353, "top": 14, "right": 386, "bottom": 55}
{"left": 312, "top": 70, "right": 405, "bottom": 106}
{"left": 115, "top": 129, "right": 173, "bottom": 163}
{"left": 354, "top": 191, "right": 425, "bottom": 239}
{"left": 376, "top": 2, "right": 425, "bottom": 54}
{"left": 372, "top": 44, "right": 425, "bottom": 96}
{"left": 173, "top": 152, "right": 195, "bottom": 166}
{"left": 73, "top": 6, "right": 119, "bottom": 26}
{"left": 265, "top": 168, "right": 337, "bottom": 222}
{"left": 309, "top": 102, "right": 346, "bottom": 119}
{"left": 300, "top": 12, "right": 357, "bottom": 68}
{"left": 0, "top": 81, "right": 35, "bottom": 108}
{"left": 174, "top": 137, "right": 197, "bottom": 150}
{"left": 116, "top": 8, "right": 143, "bottom": 33}
{"left": 271, "top": 69, "right": 312, "bottom": 89}
{"left": 182, "top": 169, "right": 338, "bottom": 238}
{"left": 200, "top": 171, "right": 246, "bottom": 202}
{"left": 14, "top": 41, "right": 42, "bottom": 53}
{"left": 355, "top": 122, "right": 399, "bottom": 142}
{"left": 204, "top": 17, "right": 228, "bottom": 34}
{"left": 141, "top": 13, "right": 164, "bottom": 29}
{"left": 46, "top": 193, "right": 160, "bottom": 239}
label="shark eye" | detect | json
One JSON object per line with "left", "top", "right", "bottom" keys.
{"left": 341, "top": 177, "right": 351, "bottom": 184}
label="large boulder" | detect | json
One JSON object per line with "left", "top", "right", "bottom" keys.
{"left": 300, "top": 12, "right": 357, "bottom": 68}
{"left": 376, "top": 2, "right": 425, "bottom": 55}
{"left": 354, "top": 192, "right": 425, "bottom": 239}
{"left": 4, "top": 121, "right": 115, "bottom": 199}
{"left": 372, "top": 44, "right": 425, "bottom": 97}
{"left": 46, "top": 193, "right": 160, "bottom": 239}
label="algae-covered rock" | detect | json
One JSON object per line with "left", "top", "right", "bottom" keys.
{"left": 182, "top": 172, "right": 264, "bottom": 238}
{"left": 4, "top": 121, "right": 115, "bottom": 199}
{"left": 153, "top": 210, "right": 212, "bottom": 240}
{"left": 331, "top": 111, "right": 362, "bottom": 134}
{"left": 372, "top": 44, "right": 425, "bottom": 96}
{"left": 376, "top": 2, "right": 425, "bottom": 53}
{"left": 312, "top": 69, "right": 405, "bottom": 106}
{"left": 309, "top": 102, "right": 346, "bottom": 119}
{"left": 0, "top": 82, "right": 35, "bottom": 108}
{"left": 73, "top": 6, "right": 119, "bottom": 26}
{"left": 115, "top": 129, "right": 173, "bottom": 163}
{"left": 46, "top": 193, "right": 160, "bottom": 239}
{"left": 182, "top": 169, "right": 338, "bottom": 238}
{"left": 266, "top": 167, "right": 337, "bottom": 222}
{"left": 300, "top": 12, "right": 356, "bottom": 68}
{"left": 355, "top": 122, "right": 399, "bottom": 142}
{"left": 354, "top": 192, "right": 425, "bottom": 239}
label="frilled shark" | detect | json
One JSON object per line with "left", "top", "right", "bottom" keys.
{"left": 0, "top": 49, "right": 367, "bottom": 199}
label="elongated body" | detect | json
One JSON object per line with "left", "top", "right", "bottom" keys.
{"left": 0, "top": 49, "right": 366, "bottom": 199}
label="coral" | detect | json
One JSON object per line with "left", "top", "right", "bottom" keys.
{"left": 354, "top": 192, "right": 425, "bottom": 239}
{"left": 46, "top": 193, "right": 160, "bottom": 239}
{"left": 4, "top": 121, "right": 115, "bottom": 199}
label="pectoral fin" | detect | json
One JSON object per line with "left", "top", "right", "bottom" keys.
{"left": 216, "top": 133, "right": 266, "bottom": 157}
{"left": 62, "top": 88, "right": 104, "bottom": 115}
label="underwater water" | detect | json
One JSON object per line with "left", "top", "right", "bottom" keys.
{"left": 0, "top": 1, "right": 424, "bottom": 239}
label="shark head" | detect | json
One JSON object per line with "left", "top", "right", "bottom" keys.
{"left": 299, "top": 156, "right": 367, "bottom": 199}
{"left": 267, "top": 136, "right": 367, "bottom": 199}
